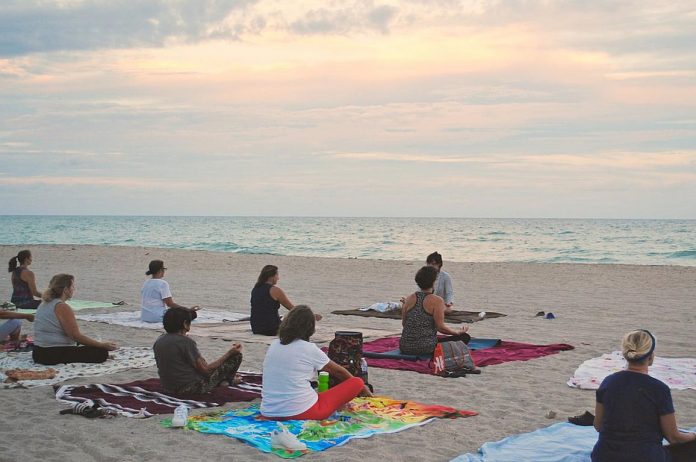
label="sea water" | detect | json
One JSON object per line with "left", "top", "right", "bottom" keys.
{"left": 0, "top": 216, "right": 694, "bottom": 266}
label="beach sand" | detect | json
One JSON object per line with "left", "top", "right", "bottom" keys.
{"left": 2, "top": 244, "right": 695, "bottom": 461}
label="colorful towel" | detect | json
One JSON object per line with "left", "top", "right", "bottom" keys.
{"left": 165, "top": 397, "right": 477, "bottom": 458}
{"left": 363, "top": 338, "right": 502, "bottom": 360}
{"left": 16, "top": 299, "right": 123, "bottom": 314}
{"left": 361, "top": 337, "right": 573, "bottom": 375}
{"left": 55, "top": 371, "right": 262, "bottom": 417}
{"left": 0, "top": 347, "right": 155, "bottom": 389}
{"left": 76, "top": 309, "right": 250, "bottom": 330}
{"left": 568, "top": 351, "right": 696, "bottom": 390}
{"left": 332, "top": 308, "right": 506, "bottom": 324}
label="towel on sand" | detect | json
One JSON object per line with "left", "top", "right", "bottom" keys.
{"left": 331, "top": 308, "right": 506, "bottom": 324}
{"left": 55, "top": 371, "right": 262, "bottom": 417}
{"left": 164, "top": 397, "right": 477, "bottom": 459}
{"left": 568, "top": 351, "right": 696, "bottom": 390}
{"left": 76, "top": 310, "right": 250, "bottom": 330}
{"left": 15, "top": 299, "right": 123, "bottom": 314}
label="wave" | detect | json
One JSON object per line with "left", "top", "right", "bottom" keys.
{"left": 668, "top": 250, "right": 696, "bottom": 259}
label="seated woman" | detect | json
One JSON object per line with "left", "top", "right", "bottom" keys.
{"left": 250, "top": 265, "right": 321, "bottom": 336}
{"left": 261, "top": 305, "right": 370, "bottom": 420}
{"left": 141, "top": 260, "right": 199, "bottom": 323}
{"left": 153, "top": 308, "right": 243, "bottom": 394}
{"left": 0, "top": 310, "right": 34, "bottom": 343}
{"left": 399, "top": 265, "right": 469, "bottom": 356}
{"left": 8, "top": 250, "right": 42, "bottom": 310}
{"left": 33, "top": 274, "right": 118, "bottom": 365}
{"left": 592, "top": 329, "right": 696, "bottom": 462}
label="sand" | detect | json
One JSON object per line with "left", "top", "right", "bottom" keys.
{"left": 1, "top": 244, "right": 695, "bottom": 461}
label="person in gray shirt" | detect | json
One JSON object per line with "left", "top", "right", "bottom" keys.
{"left": 426, "top": 252, "right": 454, "bottom": 313}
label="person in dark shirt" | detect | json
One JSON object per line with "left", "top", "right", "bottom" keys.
{"left": 153, "top": 308, "right": 243, "bottom": 394}
{"left": 592, "top": 329, "right": 696, "bottom": 462}
{"left": 8, "top": 249, "right": 42, "bottom": 309}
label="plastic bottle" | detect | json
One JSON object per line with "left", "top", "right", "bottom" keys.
{"left": 360, "top": 357, "right": 368, "bottom": 385}
{"left": 317, "top": 371, "right": 329, "bottom": 392}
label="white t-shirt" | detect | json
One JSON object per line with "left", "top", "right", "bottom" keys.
{"left": 140, "top": 278, "right": 172, "bottom": 323}
{"left": 261, "top": 339, "right": 330, "bottom": 417}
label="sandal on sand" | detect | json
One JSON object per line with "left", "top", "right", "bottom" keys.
{"left": 112, "top": 300, "right": 126, "bottom": 305}
{"left": 568, "top": 410, "right": 595, "bottom": 426}
{"left": 535, "top": 311, "right": 545, "bottom": 317}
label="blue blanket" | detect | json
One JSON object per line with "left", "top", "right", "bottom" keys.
{"left": 363, "top": 338, "right": 501, "bottom": 361}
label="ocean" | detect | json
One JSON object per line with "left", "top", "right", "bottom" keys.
{"left": 1, "top": 216, "right": 694, "bottom": 266}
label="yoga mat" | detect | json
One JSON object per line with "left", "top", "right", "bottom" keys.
{"left": 363, "top": 338, "right": 502, "bottom": 361}
{"left": 55, "top": 371, "right": 262, "bottom": 418}
{"left": 16, "top": 299, "right": 124, "bottom": 314}
{"left": 165, "top": 396, "right": 477, "bottom": 458}
{"left": 77, "top": 310, "right": 250, "bottom": 330}
{"left": 191, "top": 324, "right": 401, "bottom": 345}
{"left": 331, "top": 308, "right": 506, "bottom": 324}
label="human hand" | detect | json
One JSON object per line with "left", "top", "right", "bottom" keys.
{"left": 459, "top": 326, "right": 469, "bottom": 335}
{"left": 26, "top": 314, "right": 35, "bottom": 322}
{"left": 314, "top": 313, "right": 323, "bottom": 321}
{"left": 359, "top": 385, "right": 373, "bottom": 398}
{"left": 399, "top": 297, "right": 406, "bottom": 304}
{"left": 445, "top": 302, "right": 454, "bottom": 308}
{"left": 229, "top": 343, "right": 242, "bottom": 353}
{"left": 102, "top": 342, "right": 118, "bottom": 351}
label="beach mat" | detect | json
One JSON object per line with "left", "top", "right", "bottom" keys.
{"left": 0, "top": 347, "right": 155, "bottom": 389}
{"left": 16, "top": 299, "right": 125, "bottom": 314}
{"left": 361, "top": 337, "right": 574, "bottom": 375}
{"left": 568, "top": 351, "right": 696, "bottom": 390}
{"left": 76, "top": 310, "right": 250, "bottom": 330}
{"left": 165, "top": 396, "right": 477, "bottom": 458}
{"left": 331, "top": 308, "right": 506, "bottom": 324}
{"left": 363, "top": 338, "right": 502, "bottom": 361}
{"left": 55, "top": 371, "right": 262, "bottom": 418}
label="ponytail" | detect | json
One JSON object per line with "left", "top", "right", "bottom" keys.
{"left": 8, "top": 250, "right": 31, "bottom": 273}
{"left": 255, "top": 265, "right": 278, "bottom": 288}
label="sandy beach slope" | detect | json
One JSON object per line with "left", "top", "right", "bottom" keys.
{"left": 1, "top": 245, "right": 695, "bottom": 461}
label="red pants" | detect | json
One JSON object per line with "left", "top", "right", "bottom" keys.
{"left": 287, "top": 377, "right": 365, "bottom": 420}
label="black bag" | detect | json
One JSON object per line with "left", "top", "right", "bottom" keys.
{"left": 326, "top": 331, "right": 373, "bottom": 391}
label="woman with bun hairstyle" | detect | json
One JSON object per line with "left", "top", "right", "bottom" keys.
{"left": 140, "top": 260, "right": 199, "bottom": 323}
{"left": 33, "top": 274, "right": 118, "bottom": 365}
{"left": 592, "top": 329, "right": 696, "bottom": 462}
{"left": 8, "top": 250, "right": 41, "bottom": 309}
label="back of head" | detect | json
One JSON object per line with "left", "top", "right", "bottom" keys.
{"left": 8, "top": 249, "right": 31, "bottom": 273}
{"left": 278, "top": 305, "right": 315, "bottom": 345}
{"left": 146, "top": 259, "right": 164, "bottom": 276}
{"left": 163, "top": 307, "right": 193, "bottom": 333}
{"left": 426, "top": 251, "right": 442, "bottom": 266}
{"left": 622, "top": 329, "right": 656, "bottom": 363}
{"left": 415, "top": 265, "right": 439, "bottom": 290}
{"left": 256, "top": 265, "right": 278, "bottom": 287}
{"left": 42, "top": 273, "right": 74, "bottom": 302}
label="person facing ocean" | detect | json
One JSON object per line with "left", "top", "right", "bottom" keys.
{"left": 426, "top": 251, "right": 454, "bottom": 313}
{"left": 140, "top": 260, "right": 199, "bottom": 323}
{"left": 8, "top": 249, "right": 42, "bottom": 310}
{"left": 591, "top": 329, "right": 696, "bottom": 462}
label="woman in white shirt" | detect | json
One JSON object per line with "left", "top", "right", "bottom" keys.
{"left": 261, "top": 305, "right": 371, "bottom": 420}
{"left": 140, "top": 260, "right": 199, "bottom": 323}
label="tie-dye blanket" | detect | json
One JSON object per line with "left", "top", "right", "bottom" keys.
{"left": 0, "top": 347, "right": 155, "bottom": 389}
{"left": 568, "top": 351, "right": 696, "bottom": 390}
{"left": 55, "top": 371, "right": 262, "bottom": 417}
{"left": 76, "top": 310, "right": 250, "bottom": 330}
{"left": 163, "top": 397, "right": 477, "bottom": 458}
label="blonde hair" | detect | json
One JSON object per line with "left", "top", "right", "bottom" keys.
{"left": 622, "top": 330, "right": 655, "bottom": 363}
{"left": 42, "top": 274, "right": 74, "bottom": 302}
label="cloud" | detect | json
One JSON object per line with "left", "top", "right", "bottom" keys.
{"left": 288, "top": 2, "right": 398, "bottom": 35}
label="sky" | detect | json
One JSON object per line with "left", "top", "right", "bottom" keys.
{"left": 1, "top": 0, "right": 695, "bottom": 218}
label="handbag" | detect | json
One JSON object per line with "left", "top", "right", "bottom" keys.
{"left": 431, "top": 339, "right": 478, "bottom": 377}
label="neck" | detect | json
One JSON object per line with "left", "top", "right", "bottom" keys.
{"left": 627, "top": 362, "right": 649, "bottom": 374}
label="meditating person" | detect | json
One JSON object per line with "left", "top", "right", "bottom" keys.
{"left": 399, "top": 265, "right": 469, "bottom": 356}
{"left": 33, "top": 274, "right": 118, "bottom": 365}
{"left": 426, "top": 251, "right": 454, "bottom": 313}
{"left": 261, "top": 305, "right": 370, "bottom": 420}
{"left": 592, "top": 329, "right": 696, "bottom": 462}
{"left": 141, "top": 259, "right": 199, "bottom": 323}
{"left": 0, "top": 310, "right": 34, "bottom": 343}
{"left": 250, "top": 265, "right": 321, "bottom": 336}
{"left": 8, "top": 249, "right": 42, "bottom": 310}
{"left": 153, "top": 307, "right": 243, "bottom": 394}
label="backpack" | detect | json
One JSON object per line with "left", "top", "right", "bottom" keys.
{"left": 326, "top": 331, "right": 372, "bottom": 391}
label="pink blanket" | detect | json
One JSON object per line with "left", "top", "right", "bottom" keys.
{"left": 362, "top": 337, "right": 574, "bottom": 375}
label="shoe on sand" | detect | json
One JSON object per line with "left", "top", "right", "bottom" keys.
{"left": 535, "top": 311, "right": 545, "bottom": 317}
{"left": 271, "top": 427, "right": 307, "bottom": 451}
{"left": 568, "top": 410, "right": 595, "bottom": 426}
{"left": 171, "top": 404, "right": 189, "bottom": 428}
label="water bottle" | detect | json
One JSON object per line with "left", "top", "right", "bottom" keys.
{"left": 317, "top": 371, "right": 329, "bottom": 392}
{"left": 360, "top": 357, "right": 368, "bottom": 385}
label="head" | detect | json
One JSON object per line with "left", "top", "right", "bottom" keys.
{"left": 415, "top": 265, "right": 439, "bottom": 291}
{"left": 42, "top": 273, "right": 75, "bottom": 302}
{"left": 146, "top": 260, "right": 166, "bottom": 277}
{"left": 622, "top": 329, "right": 656, "bottom": 366}
{"left": 256, "top": 265, "right": 279, "bottom": 287}
{"left": 426, "top": 251, "right": 443, "bottom": 270}
{"left": 278, "top": 305, "right": 316, "bottom": 345}
{"left": 162, "top": 307, "right": 196, "bottom": 333}
{"left": 8, "top": 249, "right": 32, "bottom": 272}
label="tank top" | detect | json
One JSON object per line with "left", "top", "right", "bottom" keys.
{"left": 399, "top": 291, "right": 438, "bottom": 355}
{"left": 11, "top": 267, "right": 33, "bottom": 305}
{"left": 34, "top": 298, "right": 76, "bottom": 347}
{"left": 250, "top": 283, "right": 281, "bottom": 334}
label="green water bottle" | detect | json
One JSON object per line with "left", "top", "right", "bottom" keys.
{"left": 317, "top": 371, "right": 329, "bottom": 392}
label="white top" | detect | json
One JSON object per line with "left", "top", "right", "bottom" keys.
{"left": 140, "top": 278, "right": 172, "bottom": 323}
{"left": 261, "top": 339, "right": 330, "bottom": 417}
{"left": 434, "top": 270, "right": 454, "bottom": 305}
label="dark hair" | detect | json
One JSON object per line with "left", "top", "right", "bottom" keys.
{"left": 163, "top": 307, "right": 194, "bottom": 333}
{"left": 278, "top": 305, "right": 316, "bottom": 345}
{"left": 146, "top": 260, "right": 165, "bottom": 276}
{"left": 42, "top": 273, "right": 74, "bottom": 302}
{"left": 426, "top": 251, "right": 443, "bottom": 266}
{"left": 8, "top": 250, "right": 31, "bottom": 273}
{"left": 255, "top": 265, "right": 278, "bottom": 288}
{"left": 415, "top": 266, "right": 438, "bottom": 290}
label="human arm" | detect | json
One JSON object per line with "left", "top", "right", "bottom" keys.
{"left": 660, "top": 413, "right": 696, "bottom": 444}
{"left": 20, "top": 270, "right": 41, "bottom": 298}
{"left": 270, "top": 286, "right": 294, "bottom": 310}
{"left": 54, "top": 302, "right": 118, "bottom": 350}
{"left": 442, "top": 273, "right": 454, "bottom": 309}
{"left": 194, "top": 343, "right": 242, "bottom": 376}
{"left": 321, "top": 360, "right": 372, "bottom": 397}
{"left": 430, "top": 296, "right": 468, "bottom": 336}
{"left": 401, "top": 294, "right": 416, "bottom": 327}
{"left": 163, "top": 297, "right": 200, "bottom": 312}
{"left": 593, "top": 401, "right": 604, "bottom": 432}
{"left": 0, "top": 311, "right": 34, "bottom": 321}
